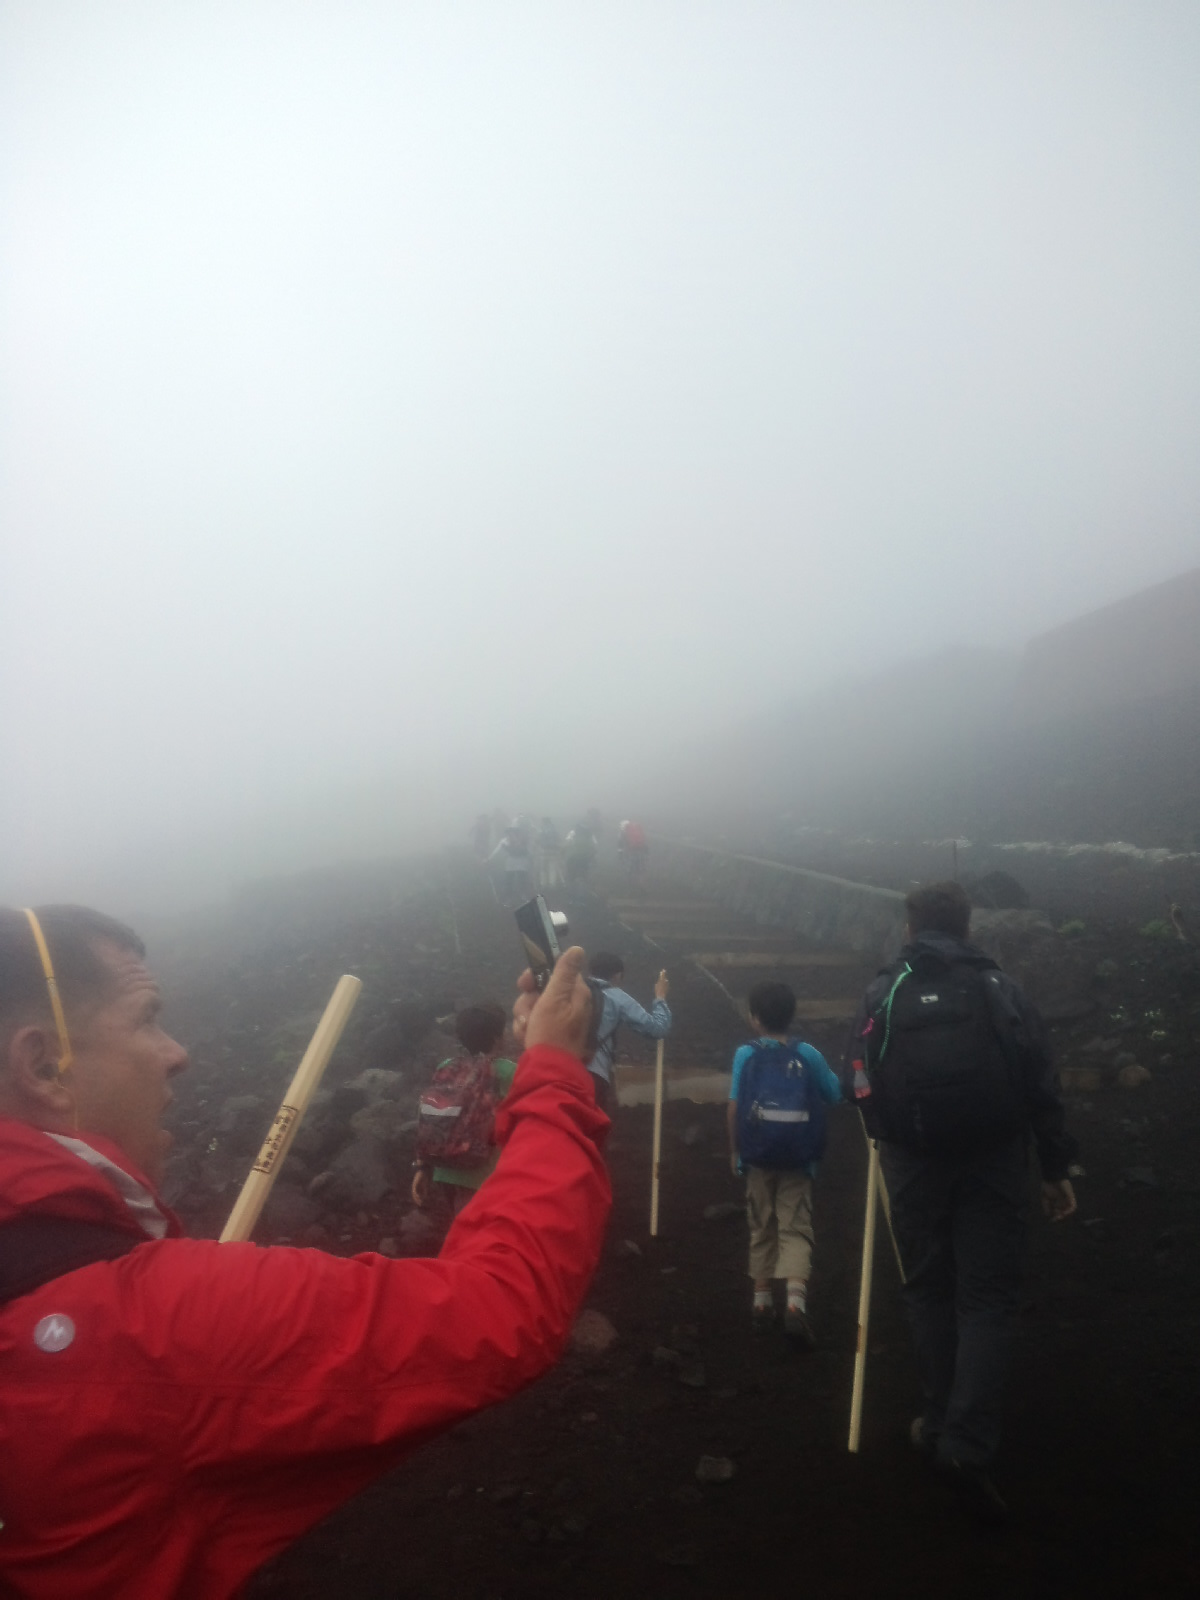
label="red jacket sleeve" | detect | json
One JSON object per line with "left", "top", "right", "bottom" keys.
{"left": 163, "top": 1043, "right": 610, "bottom": 1468}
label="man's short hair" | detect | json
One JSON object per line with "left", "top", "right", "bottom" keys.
{"left": 904, "top": 881, "right": 972, "bottom": 940}
{"left": 0, "top": 905, "right": 145, "bottom": 1045}
{"left": 747, "top": 981, "right": 796, "bottom": 1033}
{"left": 589, "top": 952, "right": 625, "bottom": 983}
{"left": 455, "top": 1001, "right": 507, "bottom": 1056}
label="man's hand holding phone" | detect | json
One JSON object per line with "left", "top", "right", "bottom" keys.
{"left": 513, "top": 945, "right": 595, "bottom": 1061}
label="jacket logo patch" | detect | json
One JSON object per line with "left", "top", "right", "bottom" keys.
{"left": 33, "top": 1313, "right": 75, "bottom": 1353}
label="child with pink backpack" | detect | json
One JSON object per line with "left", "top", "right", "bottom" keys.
{"left": 411, "top": 1001, "right": 518, "bottom": 1217}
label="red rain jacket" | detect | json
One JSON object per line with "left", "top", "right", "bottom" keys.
{"left": 0, "top": 1044, "right": 610, "bottom": 1598}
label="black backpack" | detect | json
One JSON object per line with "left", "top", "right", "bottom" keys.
{"left": 861, "top": 949, "right": 1026, "bottom": 1155}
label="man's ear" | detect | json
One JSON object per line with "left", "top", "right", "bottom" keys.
{"left": 2, "top": 1025, "right": 75, "bottom": 1119}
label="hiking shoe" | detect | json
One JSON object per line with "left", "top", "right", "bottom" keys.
{"left": 943, "top": 1459, "right": 1009, "bottom": 1527}
{"left": 783, "top": 1305, "right": 816, "bottom": 1348}
{"left": 752, "top": 1302, "right": 775, "bottom": 1334}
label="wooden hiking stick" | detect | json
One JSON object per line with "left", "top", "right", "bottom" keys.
{"left": 220, "top": 975, "right": 362, "bottom": 1244}
{"left": 848, "top": 1137, "right": 881, "bottom": 1452}
{"left": 859, "top": 1117, "right": 905, "bottom": 1282}
{"left": 649, "top": 1034, "right": 666, "bottom": 1237}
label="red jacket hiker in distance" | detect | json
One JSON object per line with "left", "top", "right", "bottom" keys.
{"left": 0, "top": 1043, "right": 610, "bottom": 1599}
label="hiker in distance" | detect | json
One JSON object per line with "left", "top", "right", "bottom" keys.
{"left": 487, "top": 824, "right": 534, "bottom": 907}
{"left": 585, "top": 952, "right": 671, "bottom": 1116}
{"left": 846, "top": 880, "right": 1077, "bottom": 1522}
{"left": 0, "top": 906, "right": 609, "bottom": 1599}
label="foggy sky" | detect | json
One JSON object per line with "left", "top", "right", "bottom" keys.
{"left": 4, "top": 2, "right": 1200, "bottom": 907}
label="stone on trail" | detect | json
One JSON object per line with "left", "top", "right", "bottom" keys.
{"left": 1116, "top": 1063, "right": 1152, "bottom": 1088}
{"left": 262, "top": 1184, "right": 321, "bottom": 1235}
{"left": 570, "top": 1308, "right": 618, "bottom": 1356}
{"left": 326, "top": 1084, "right": 370, "bottom": 1122}
{"left": 328, "top": 1134, "right": 391, "bottom": 1206}
{"left": 376, "top": 1236, "right": 399, "bottom": 1257}
{"left": 216, "top": 1094, "right": 267, "bottom": 1152}
{"left": 694, "top": 1455, "right": 736, "bottom": 1484}
{"left": 1082, "top": 1036, "right": 1120, "bottom": 1056}
{"left": 703, "top": 1201, "right": 743, "bottom": 1222}
{"left": 678, "top": 1362, "right": 706, "bottom": 1389}
{"left": 349, "top": 1101, "right": 414, "bottom": 1143}
{"left": 344, "top": 1068, "right": 405, "bottom": 1103}
{"left": 617, "top": 1238, "right": 643, "bottom": 1259}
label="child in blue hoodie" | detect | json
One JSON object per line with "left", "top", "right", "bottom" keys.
{"left": 727, "top": 980, "right": 842, "bottom": 1345}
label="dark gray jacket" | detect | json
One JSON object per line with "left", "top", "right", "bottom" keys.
{"left": 845, "top": 931, "right": 1077, "bottom": 1180}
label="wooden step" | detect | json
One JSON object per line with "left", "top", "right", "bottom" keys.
{"left": 693, "top": 951, "right": 863, "bottom": 970}
{"left": 793, "top": 999, "right": 859, "bottom": 1021}
{"left": 617, "top": 911, "right": 737, "bottom": 927}
{"left": 609, "top": 900, "right": 722, "bottom": 913}
{"left": 613, "top": 1066, "right": 732, "bottom": 1107}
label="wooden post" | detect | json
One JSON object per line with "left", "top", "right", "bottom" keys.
{"left": 848, "top": 1138, "right": 881, "bottom": 1452}
{"left": 649, "top": 1037, "right": 665, "bottom": 1236}
{"left": 220, "top": 975, "right": 362, "bottom": 1244}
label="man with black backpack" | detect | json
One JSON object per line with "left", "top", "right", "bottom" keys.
{"left": 846, "top": 881, "right": 1077, "bottom": 1521}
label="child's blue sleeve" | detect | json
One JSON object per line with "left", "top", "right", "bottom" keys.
{"left": 729, "top": 1044, "right": 752, "bottom": 1101}
{"left": 800, "top": 1043, "right": 843, "bottom": 1104}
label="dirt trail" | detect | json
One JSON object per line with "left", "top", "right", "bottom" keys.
{"left": 217, "top": 855, "right": 1200, "bottom": 1599}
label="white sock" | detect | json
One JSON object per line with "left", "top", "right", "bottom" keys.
{"left": 786, "top": 1282, "right": 807, "bottom": 1311}
{"left": 753, "top": 1287, "right": 772, "bottom": 1310}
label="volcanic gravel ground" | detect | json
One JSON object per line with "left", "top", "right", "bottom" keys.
{"left": 152, "top": 852, "right": 1200, "bottom": 1599}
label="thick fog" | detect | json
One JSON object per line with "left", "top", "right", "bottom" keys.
{"left": 3, "top": 2, "right": 1199, "bottom": 910}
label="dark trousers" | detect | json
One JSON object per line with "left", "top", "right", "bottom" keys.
{"left": 881, "top": 1135, "right": 1029, "bottom": 1470}
{"left": 588, "top": 1071, "right": 616, "bottom": 1119}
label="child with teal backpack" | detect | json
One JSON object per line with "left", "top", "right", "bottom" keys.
{"left": 727, "top": 980, "right": 842, "bottom": 1345}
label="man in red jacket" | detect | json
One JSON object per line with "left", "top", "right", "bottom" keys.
{"left": 0, "top": 904, "right": 611, "bottom": 1599}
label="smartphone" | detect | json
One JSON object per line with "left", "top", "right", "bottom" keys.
{"left": 514, "top": 895, "right": 568, "bottom": 991}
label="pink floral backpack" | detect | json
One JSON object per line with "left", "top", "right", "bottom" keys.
{"left": 415, "top": 1052, "right": 499, "bottom": 1168}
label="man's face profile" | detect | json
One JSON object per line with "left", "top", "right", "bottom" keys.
{"left": 66, "top": 941, "right": 189, "bottom": 1184}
